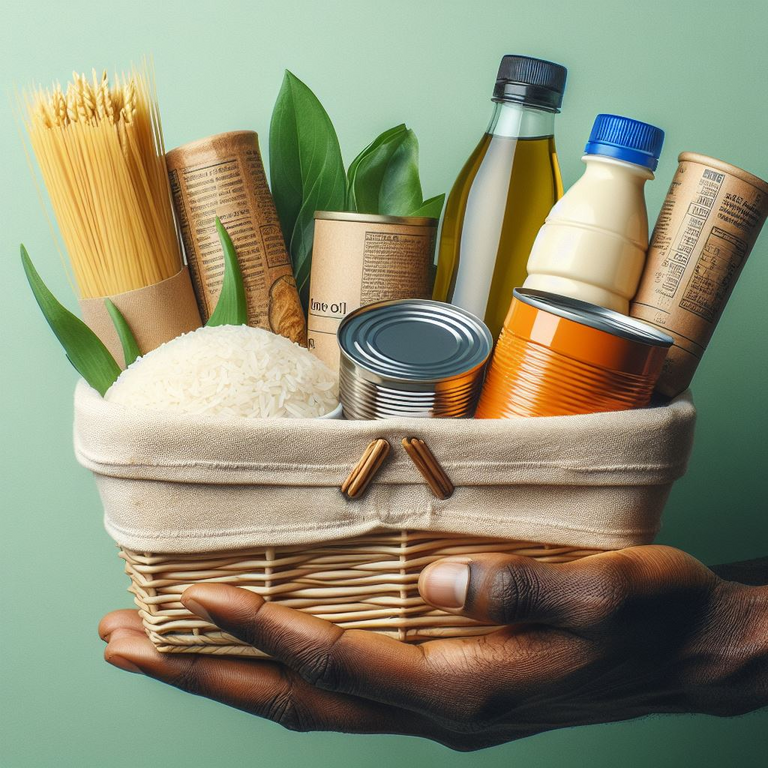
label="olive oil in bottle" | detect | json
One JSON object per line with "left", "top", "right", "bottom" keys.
{"left": 434, "top": 55, "right": 567, "bottom": 338}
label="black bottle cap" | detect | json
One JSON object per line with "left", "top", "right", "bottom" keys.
{"left": 493, "top": 55, "right": 567, "bottom": 112}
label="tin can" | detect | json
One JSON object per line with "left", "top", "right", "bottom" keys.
{"left": 338, "top": 299, "right": 492, "bottom": 419}
{"left": 166, "top": 131, "right": 306, "bottom": 345}
{"left": 630, "top": 153, "right": 768, "bottom": 398}
{"left": 308, "top": 212, "right": 437, "bottom": 371}
{"left": 476, "top": 289, "right": 673, "bottom": 418}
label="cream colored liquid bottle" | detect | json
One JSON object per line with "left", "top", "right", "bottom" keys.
{"left": 523, "top": 114, "right": 665, "bottom": 314}
{"left": 433, "top": 55, "right": 567, "bottom": 339}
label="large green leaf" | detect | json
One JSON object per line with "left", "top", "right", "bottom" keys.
{"left": 346, "top": 124, "right": 408, "bottom": 213}
{"left": 288, "top": 192, "right": 321, "bottom": 311}
{"left": 206, "top": 217, "right": 248, "bottom": 327}
{"left": 409, "top": 193, "right": 446, "bottom": 219}
{"left": 21, "top": 245, "right": 121, "bottom": 396}
{"left": 104, "top": 299, "right": 141, "bottom": 367}
{"left": 378, "top": 129, "right": 424, "bottom": 217}
{"left": 269, "top": 71, "right": 346, "bottom": 309}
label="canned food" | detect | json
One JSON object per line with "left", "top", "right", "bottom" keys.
{"left": 630, "top": 153, "right": 768, "bottom": 398}
{"left": 476, "top": 289, "right": 673, "bottom": 418}
{"left": 166, "top": 131, "right": 306, "bottom": 345}
{"left": 338, "top": 299, "right": 492, "bottom": 419}
{"left": 308, "top": 212, "right": 437, "bottom": 372}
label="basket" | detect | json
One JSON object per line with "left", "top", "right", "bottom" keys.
{"left": 74, "top": 381, "right": 696, "bottom": 655}
{"left": 121, "top": 534, "right": 603, "bottom": 655}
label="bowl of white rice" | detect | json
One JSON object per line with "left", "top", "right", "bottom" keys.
{"left": 105, "top": 325, "right": 340, "bottom": 420}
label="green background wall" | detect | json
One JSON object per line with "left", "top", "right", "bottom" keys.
{"left": 1, "top": 1, "right": 766, "bottom": 765}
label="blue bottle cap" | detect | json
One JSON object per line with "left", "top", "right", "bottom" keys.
{"left": 584, "top": 114, "right": 664, "bottom": 171}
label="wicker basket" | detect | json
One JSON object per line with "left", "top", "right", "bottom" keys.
{"left": 73, "top": 381, "right": 696, "bottom": 655}
{"left": 121, "top": 532, "right": 603, "bottom": 655}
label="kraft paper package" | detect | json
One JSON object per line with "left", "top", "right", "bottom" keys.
{"left": 73, "top": 381, "right": 696, "bottom": 554}
{"left": 79, "top": 267, "right": 201, "bottom": 368}
{"left": 308, "top": 213, "right": 437, "bottom": 372}
{"left": 166, "top": 131, "right": 306, "bottom": 346}
{"left": 631, "top": 153, "right": 768, "bottom": 397}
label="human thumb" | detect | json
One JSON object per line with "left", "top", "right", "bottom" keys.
{"left": 418, "top": 553, "right": 593, "bottom": 626}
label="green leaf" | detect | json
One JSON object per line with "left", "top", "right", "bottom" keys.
{"left": 206, "top": 217, "right": 248, "bottom": 327}
{"left": 21, "top": 245, "right": 121, "bottom": 396}
{"left": 378, "top": 129, "right": 425, "bottom": 217}
{"left": 408, "top": 193, "right": 446, "bottom": 219}
{"left": 287, "top": 196, "right": 318, "bottom": 309}
{"left": 346, "top": 124, "right": 408, "bottom": 213}
{"left": 104, "top": 299, "right": 141, "bottom": 367}
{"left": 269, "top": 71, "right": 346, "bottom": 309}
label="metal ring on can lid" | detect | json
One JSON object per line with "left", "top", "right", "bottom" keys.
{"left": 314, "top": 211, "right": 438, "bottom": 227}
{"left": 338, "top": 299, "right": 493, "bottom": 385}
{"left": 512, "top": 289, "right": 673, "bottom": 347}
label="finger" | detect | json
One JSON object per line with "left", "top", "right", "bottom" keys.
{"left": 418, "top": 552, "right": 628, "bottom": 629}
{"left": 180, "top": 583, "right": 441, "bottom": 713}
{"left": 103, "top": 631, "right": 467, "bottom": 744}
{"left": 180, "top": 584, "right": 590, "bottom": 730}
{"left": 103, "top": 626, "right": 148, "bottom": 646}
{"left": 99, "top": 609, "right": 144, "bottom": 641}
{"left": 609, "top": 545, "right": 717, "bottom": 592}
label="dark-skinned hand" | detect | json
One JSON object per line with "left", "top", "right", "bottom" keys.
{"left": 99, "top": 545, "right": 768, "bottom": 751}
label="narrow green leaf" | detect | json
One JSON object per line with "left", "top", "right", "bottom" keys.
{"left": 21, "top": 245, "right": 121, "bottom": 396}
{"left": 269, "top": 71, "right": 346, "bottom": 310}
{"left": 408, "top": 193, "right": 446, "bottom": 219}
{"left": 378, "top": 129, "right": 424, "bottom": 217}
{"left": 104, "top": 299, "right": 141, "bottom": 367}
{"left": 206, "top": 217, "right": 248, "bottom": 327}
{"left": 346, "top": 124, "right": 408, "bottom": 213}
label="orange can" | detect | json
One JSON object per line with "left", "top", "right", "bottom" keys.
{"left": 475, "top": 289, "right": 673, "bottom": 418}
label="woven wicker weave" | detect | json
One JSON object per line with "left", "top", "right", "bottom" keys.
{"left": 122, "top": 530, "right": 601, "bottom": 656}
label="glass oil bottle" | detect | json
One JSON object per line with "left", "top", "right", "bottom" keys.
{"left": 433, "top": 55, "right": 567, "bottom": 338}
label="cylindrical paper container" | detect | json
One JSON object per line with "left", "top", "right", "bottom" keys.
{"left": 308, "top": 212, "right": 437, "bottom": 371}
{"left": 166, "top": 131, "right": 306, "bottom": 345}
{"left": 79, "top": 267, "right": 201, "bottom": 368}
{"left": 631, "top": 153, "right": 768, "bottom": 397}
{"left": 476, "top": 289, "right": 672, "bottom": 418}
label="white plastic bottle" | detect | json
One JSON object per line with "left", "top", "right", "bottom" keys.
{"left": 523, "top": 114, "right": 664, "bottom": 314}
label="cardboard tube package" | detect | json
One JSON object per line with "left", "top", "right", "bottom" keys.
{"left": 631, "top": 153, "right": 768, "bottom": 397}
{"left": 166, "top": 131, "right": 306, "bottom": 345}
{"left": 79, "top": 267, "right": 202, "bottom": 368}
{"left": 308, "top": 212, "right": 437, "bottom": 371}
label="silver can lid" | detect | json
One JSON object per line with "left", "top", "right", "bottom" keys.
{"left": 513, "top": 289, "right": 674, "bottom": 347}
{"left": 338, "top": 299, "right": 493, "bottom": 385}
{"left": 314, "top": 211, "right": 438, "bottom": 226}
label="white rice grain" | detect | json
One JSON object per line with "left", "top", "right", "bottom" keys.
{"left": 105, "top": 325, "right": 339, "bottom": 420}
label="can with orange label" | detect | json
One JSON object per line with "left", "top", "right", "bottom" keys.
{"left": 475, "top": 289, "right": 673, "bottom": 418}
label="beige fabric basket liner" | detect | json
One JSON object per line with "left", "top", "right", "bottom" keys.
{"left": 73, "top": 382, "right": 696, "bottom": 554}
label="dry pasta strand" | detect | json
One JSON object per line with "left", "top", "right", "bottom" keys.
{"left": 23, "top": 62, "right": 182, "bottom": 299}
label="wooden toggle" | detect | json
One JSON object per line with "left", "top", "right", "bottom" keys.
{"left": 401, "top": 437, "right": 455, "bottom": 500}
{"left": 341, "top": 438, "right": 391, "bottom": 499}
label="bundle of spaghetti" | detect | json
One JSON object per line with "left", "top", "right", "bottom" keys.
{"left": 24, "top": 66, "right": 182, "bottom": 298}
